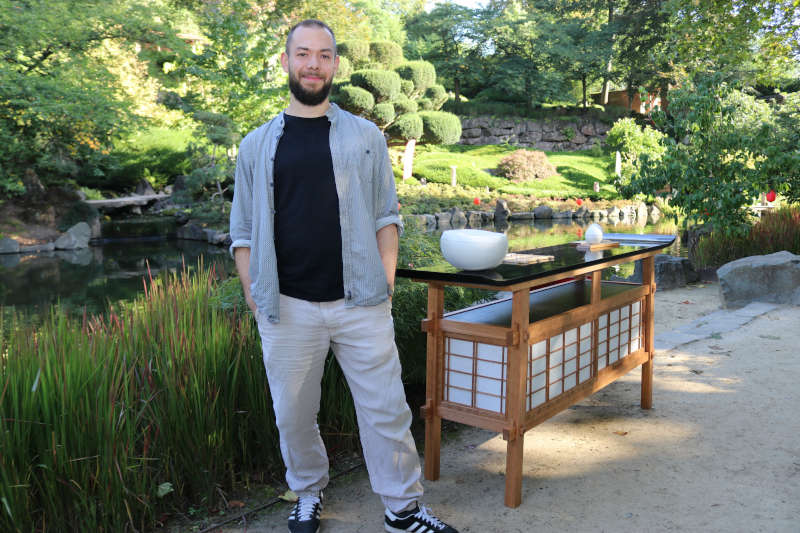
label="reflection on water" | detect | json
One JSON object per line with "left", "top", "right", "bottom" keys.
{"left": 0, "top": 239, "right": 234, "bottom": 315}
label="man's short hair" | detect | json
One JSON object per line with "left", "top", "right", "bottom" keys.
{"left": 285, "top": 19, "right": 337, "bottom": 56}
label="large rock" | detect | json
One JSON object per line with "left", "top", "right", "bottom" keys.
{"left": 494, "top": 199, "right": 510, "bottom": 224}
{"left": 717, "top": 251, "right": 800, "bottom": 308}
{"left": 55, "top": 222, "right": 91, "bottom": 250}
{"left": 533, "top": 205, "right": 554, "bottom": 219}
{"left": 449, "top": 207, "right": 467, "bottom": 228}
{"left": 176, "top": 223, "right": 207, "bottom": 241}
{"left": 466, "top": 211, "right": 483, "bottom": 228}
{"left": 655, "top": 255, "right": 699, "bottom": 291}
{"left": 0, "top": 237, "right": 20, "bottom": 254}
{"left": 134, "top": 179, "right": 156, "bottom": 196}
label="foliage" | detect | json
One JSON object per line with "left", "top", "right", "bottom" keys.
{"left": 604, "top": 117, "right": 667, "bottom": 185}
{"left": 394, "top": 61, "right": 437, "bottom": 98}
{"left": 335, "top": 55, "right": 353, "bottom": 79}
{"left": 369, "top": 41, "right": 404, "bottom": 69}
{"left": 109, "top": 127, "right": 195, "bottom": 191}
{"left": 0, "top": 0, "right": 183, "bottom": 194}
{"left": 424, "top": 84, "right": 448, "bottom": 109}
{"left": 393, "top": 95, "right": 419, "bottom": 114}
{"left": 386, "top": 113, "right": 423, "bottom": 141}
{"left": 181, "top": 111, "right": 238, "bottom": 203}
{"left": 334, "top": 85, "right": 376, "bottom": 115}
{"left": 350, "top": 69, "right": 402, "bottom": 102}
{"left": 372, "top": 103, "right": 396, "bottom": 128}
{"left": 418, "top": 111, "right": 462, "bottom": 145}
{"left": 497, "top": 149, "right": 558, "bottom": 182}
{"left": 622, "top": 75, "right": 800, "bottom": 236}
{"left": 338, "top": 40, "right": 371, "bottom": 69}
{"left": 694, "top": 206, "right": 800, "bottom": 268}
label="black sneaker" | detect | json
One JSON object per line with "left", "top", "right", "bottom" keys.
{"left": 288, "top": 493, "right": 322, "bottom": 533}
{"left": 384, "top": 503, "right": 458, "bottom": 532}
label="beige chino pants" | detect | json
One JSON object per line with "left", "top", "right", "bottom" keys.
{"left": 256, "top": 294, "right": 424, "bottom": 513}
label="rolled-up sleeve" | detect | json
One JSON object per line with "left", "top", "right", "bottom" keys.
{"left": 229, "top": 137, "right": 254, "bottom": 257}
{"left": 372, "top": 128, "right": 403, "bottom": 235}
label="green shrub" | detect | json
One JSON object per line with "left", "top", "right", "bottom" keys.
{"left": 108, "top": 127, "right": 195, "bottom": 191}
{"left": 350, "top": 69, "right": 402, "bottom": 103}
{"left": 393, "top": 94, "right": 418, "bottom": 114}
{"left": 416, "top": 97, "right": 434, "bottom": 111}
{"left": 497, "top": 149, "right": 558, "bottom": 182}
{"left": 395, "top": 61, "right": 436, "bottom": 97}
{"left": 335, "top": 55, "right": 352, "bottom": 79}
{"left": 369, "top": 41, "right": 404, "bottom": 69}
{"left": 400, "top": 79, "right": 415, "bottom": 97}
{"left": 371, "top": 102, "right": 395, "bottom": 128}
{"left": 337, "top": 40, "right": 370, "bottom": 68}
{"left": 604, "top": 117, "right": 666, "bottom": 185}
{"left": 332, "top": 85, "right": 375, "bottom": 115}
{"left": 418, "top": 111, "right": 462, "bottom": 145}
{"left": 386, "top": 112, "right": 423, "bottom": 141}
{"left": 424, "top": 84, "right": 448, "bottom": 109}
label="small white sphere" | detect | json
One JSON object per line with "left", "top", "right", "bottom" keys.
{"left": 585, "top": 223, "right": 604, "bottom": 244}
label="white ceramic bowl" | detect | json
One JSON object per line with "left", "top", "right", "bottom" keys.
{"left": 440, "top": 229, "right": 508, "bottom": 270}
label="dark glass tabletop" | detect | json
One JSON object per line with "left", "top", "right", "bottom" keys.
{"left": 396, "top": 233, "right": 676, "bottom": 287}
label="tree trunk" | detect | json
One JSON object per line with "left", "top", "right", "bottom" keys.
{"left": 454, "top": 77, "right": 461, "bottom": 110}
{"left": 601, "top": 0, "right": 615, "bottom": 105}
{"left": 402, "top": 138, "right": 416, "bottom": 181}
{"left": 582, "top": 75, "right": 587, "bottom": 108}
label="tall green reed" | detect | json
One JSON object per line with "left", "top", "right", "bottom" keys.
{"left": 694, "top": 205, "right": 800, "bottom": 268}
{"left": 0, "top": 263, "right": 359, "bottom": 532}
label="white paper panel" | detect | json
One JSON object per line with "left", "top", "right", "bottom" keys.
{"left": 447, "top": 386, "right": 471, "bottom": 406}
{"left": 476, "top": 360, "right": 503, "bottom": 380}
{"left": 477, "top": 343, "right": 503, "bottom": 362}
{"left": 448, "top": 354, "right": 473, "bottom": 374}
{"left": 475, "top": 393, "right": 502, "bottom": 412}
{"left": 449, "top": 338, "right": 473, "bottom": 357}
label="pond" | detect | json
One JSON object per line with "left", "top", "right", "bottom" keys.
{"left": 0, "top": 217, "right": 682, "bottom": 315}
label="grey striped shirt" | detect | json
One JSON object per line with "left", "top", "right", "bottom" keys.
{"left": 229, "top": 103, "right": 402, "bottom": 323}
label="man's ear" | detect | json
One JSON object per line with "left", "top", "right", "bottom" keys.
{"left": 280, "top": 52, "right": 289, "bottom": 73}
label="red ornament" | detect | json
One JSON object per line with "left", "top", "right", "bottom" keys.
{"left": 576, "top": 198, "right": 583, "bottom": 206}
{"left": 766, "top": 190, "right": 776, "bottom": 203}
{"left": 576, "top": 228, "right": 583, "bottom": 238}
{"left": 397, "top": 202, "right": 402, "bottom": 211}
{"left": 473, "top": 197, "right": 481, "bottom": 205}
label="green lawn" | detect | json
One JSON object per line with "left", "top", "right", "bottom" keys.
{"left": 396, "top": 144, "right": 617, "bottom": 202}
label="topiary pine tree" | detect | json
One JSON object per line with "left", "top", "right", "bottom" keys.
{"left": 333, "top": 41, "right": 461, "bottom": 181}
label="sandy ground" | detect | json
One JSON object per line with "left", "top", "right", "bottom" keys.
{"left": 212, "top": 282, "right": 800, "bottom": 533}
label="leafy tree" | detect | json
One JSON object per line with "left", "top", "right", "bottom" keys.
{"left": 0, "top": 0, "right": 183, "bottom": 195}
{"left": 621, "top": 75, "right": 800, "bottom": 236}
{"left": 404, "top": 3, "right": 485, "bottom": 104}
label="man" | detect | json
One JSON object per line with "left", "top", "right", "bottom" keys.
{"left": 229, "top": 19, "right": 459, "bottom": 533}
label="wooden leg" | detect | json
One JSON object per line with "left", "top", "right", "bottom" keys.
{"left": 423, "top": 284, "right": 445, "bottom": 480}
{"left": 641, "top": 256, "right": 655, "bottom": 409}
{"left": 504, "top": 434, "right": 524, "bottom": 508}
{"left": 503, "top": 289, "right": 530, "bottom": 507}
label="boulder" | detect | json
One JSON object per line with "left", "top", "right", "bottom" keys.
{"left": 574, "top": 206, "right": 590, "bottom": 219}
{"left": 636, "top": 202, "right": 649, "bottom": 222}
{"left": 717, "top": 251, "right": 800, "bottom": 308}
{"left": 55, "top": 222, "right": 91, "bottom": 250}
{"left": 435, "top": 211, "right": 452, "bottom": 228}
{"left": 607, "top": 206, "right": 621, "bottom": 219}
{"left": 0, "top": 237, "right": 20, "bottom": 254}
{"left": 533, "top": 205, "right": 554, "bottom": 219}
{"left": 176, "top": 223, "right": 206, "bottom": 241}
{"left": 508, "top": 211, "right": 534, "bottom": 221}
{"left": 553, "top": 210, "right": 573, "bottom": 219}
{"left": 654, "top": 255, "right": 699, "bottom": 291}
{"left": 466, "top": 211, "right": 483, "bottom": 228}
{"left": 203, "top": 228, "right": 229, "bottom": 245}
{"left": 449, "top": 207, "right": 467, "bottom": 228}
{"left": 134, "top": 179, "right": 156, "bottom": 196}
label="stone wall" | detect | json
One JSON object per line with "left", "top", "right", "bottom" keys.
{"left": 459, "top": 116, "right": 610, "bottom": 151}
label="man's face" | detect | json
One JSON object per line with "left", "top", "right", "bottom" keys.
{"left": 281, "top": 25, "right": 339, "bottom": 106}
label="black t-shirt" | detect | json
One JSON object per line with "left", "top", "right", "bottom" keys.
{"left": 273, "top": 114, "right": 344, "bottom": 302}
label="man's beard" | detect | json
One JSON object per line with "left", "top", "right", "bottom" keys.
{"left": 288, "top": 69, "right": 333, "bottom": 106}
